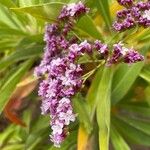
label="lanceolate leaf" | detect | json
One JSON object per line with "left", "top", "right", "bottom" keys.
{"left": 117, "top": 116, "right": 150, "bottom": 136}
{"left": 112, "top": 116, "right": 150, "bottom": 146}
{"left": 87, "top": 67, "right": 103, "bottom": 120}
{"left": 0, "top": 4, "right": 25, "bottom": 31}
{"left": 0, "top": 45, "right": 43, "bottom": 70}
{"left": 0, "top": 0, "right": 16, "bottom": 8}
{"left": 0, "top": 60, "right": 33, "bottom": 114}
{"left": 110, "top": 124, "right": 130, "bottom": 150}
{"left": 140, "top": 67, "right": 150, "bottom": 83}
{"left": 111, "top": 62, "right": 144, "bottom": 105}
{"left": 118, "top": 103, "right": 150, "bottom": 117}
{"left": 77, "top": 15, "right": 103, "bottom": 40}
{"left": 10, "top": 2, "right": 65, "bottom": 21}
{"left": 112, "top": 46, "right": 150, "bottom": 105}
{"left": 95, "top": 0, "right": 111, "bottom": 29}
{"left": 73, "top": 94, "right": 92, "bottom": 133}
{"left": 96, "top": 67, "right": 113, "bottom": 150}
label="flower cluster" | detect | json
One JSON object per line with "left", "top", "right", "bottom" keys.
{"left": 34, "top": 2, "right": 90, "bottom": 147}
{"left": 106, "top": 42, "right": 144, "bottom": 65}
{"left": 113, "top": 0, "right": 150, "bottom": 31}
{"left": 34, "top": 1, "right": 144, "bottom": 147}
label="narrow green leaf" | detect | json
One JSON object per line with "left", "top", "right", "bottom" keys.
{"left": 112, "top": 46, "right": 149, "bottom": 105}
{"left": 0, "top": 0, "right": 16, "bottom": 8}
{"left": 73, "top": 94, "right": 92, "bottom": 133}
{"left": 113, "top": 116, "right": 150, "bottom": 146}
{"left": 96, "top": 67, "right": 113, "bottom": 150}
{"left": 96, "top": 0, "right": 111, "bottom": 29}
{"left": 145, "top": 86, "right": 150, "bottom": 106}
{"left": 76, "top": 15, "right": 103, "bottom": 40}
{"left": 10, "top": 2, "right": 65, "bottom": 21}
{"left": 117, "top": 116, "right": 150, "bottom": 136}
{"left": 110, "top": 124, "right": 130, "bottom": 150}
{"left": 25, "top": 127, "right": 49, "bottom": 150}
{"left": 87, "top": 67, "right": 103, "bottom": 120}
{"left": 0, "top": 4, "right": 26, "bottom": 31}
{"left": 112, "top": 63, "right": 144, "bottom": 105}
{"left": 0, "top": 125, "right": 15, "bottom": 146}
{"left": 30, "top": 115, "right": 49, "bottom": 133}
{"left": 0, "top": 45, "right": 43, "bottom": 70}
{"left": 140, "top": 67, "right": 150, "bottom": 83}
{"left": 0, "top": 60, "right": 33, "bottom": 114}
{"left": 0, "top": 27, "right": 27, "bottom": 36}
{"left": 118, "top": 103, "right": 150, "bottom": 117}
{"left": 2, "top": 144, "right": 24, "bottom": 150}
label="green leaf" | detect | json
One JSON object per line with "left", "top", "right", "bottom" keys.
{"left": 118, "top": 103, "right": 150, "bottom": 117}
{"left": 0, "top": 4, "right": 25, "bottom": 30}
{"left": 10, "top": 2, "right": 65, "bottom": 21}
{"left": 0, "top": 45, "right": 43, "bottom": 70}
{"left": 140, "top": 67, "right": 150, "bottom": 83}
{"left": 117, "top": 116, "right": 150, "bottom": 136}
{"left": 0, "top": 0, "right": 16, "bottom": 8}
{"left": 73, "top": 94, "right": 92, "bottom": 133}
{"left": 95, "top": 0, "right": 111, "bottom": 29}
{"left": 112, "top": 46, "right": 150, "bottom": 105}
{"left": 110, "top": 124, "right": 130, "bottom": 150}
{"left": 30, "top": 115, "right": 49, "bottom": 133}
{"left": 25, "top": 127, "right": 49, "bottom": 150}
{"left": 111, "top": 62, "right": 144, "bottom": 105}
{"left": 0, "top": 27, "right": 27, "bottom": 36}
{"left": 96, "top": 67, "right": 113, "bottom": 150}
{"left": 0, "top": 125, "right": 15, "bottom": 146}
{"left": 86, "top": 67, "right": 103, "bottom": 120}
{"left": 113, "top": 116, "right": 150, "bottom": 146}
{"left": 0, "top": 60, "right": 33, "bottom": 114}
{"left": 2, "top": 144, "right": 24, "bottom": 150}
{"left": 145, "top": 86, "right": 150, "bottom": 106}
{"left": 76, "top": 15, "right": 103, "bottom": 40}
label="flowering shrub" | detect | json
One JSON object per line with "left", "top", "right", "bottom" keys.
{"left": 35, "top": 1, "right": 145, "bottom": 147}
{"left": 0, "top": 0, "right": 150, "bottom": 150}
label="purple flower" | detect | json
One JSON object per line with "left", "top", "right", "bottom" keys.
{"left": 34, "top": 2, "right": 90, "bottom": 147}
{"left": 117, "top": 0, "right": 134, "bottom": 7}
{"left": 79, "top": 40, "right": 92, "bottom": 53}
{"left": 113, "top": 0, "right": 150, "bottom": 31}
{"left": 124, "top": 50, "right": 144, "bottom": 63}
{"left": 58, "top": 1, "right": 89, "bottom": 20}
{"left": 94, "top": 40, "right": 109, "bottom": 57}
{"left": 107, "top": 42, "right": 144, "bottom": 66}
{"left": 50, "top": 132, "right": 67, "bottom": 147}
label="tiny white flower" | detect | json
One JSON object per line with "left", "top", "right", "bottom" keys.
{"left": 59, "top": 98, "right": 70, "bottom": 104}
{"left": 121, "top": 47, "right": 129, "bottom": 56}
{"left": 59, "top": 110, "right": 76, "bottom": 125}
{"left": 143, "top": 10, "right": 150, "bottom": 20}
{"left": 51, "top": 58, "right": 62, "bottom": 66}
{"left": 69, "top": 63, "right": 77, "bottom": 70}
{"left": 52, "top": 121, "right": 64, "bottom": 134}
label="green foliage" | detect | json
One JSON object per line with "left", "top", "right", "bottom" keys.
{"left": 96, "top": 67, "right": 113, "bottom": 150}
{"left": 0, "top": 60, "right": 33, "bottom": 114}
{"left": 95, "top": 0, "right": 111, "bottom": 29}
{"left": 0, "top": 0, "right": 150, "bottom": 150}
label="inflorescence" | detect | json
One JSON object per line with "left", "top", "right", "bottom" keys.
{"left": 113, "top": 0, "right": 150, "bottom": 31}
{"left": 34, "top": 1, "right": 144, "bottom": 147}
